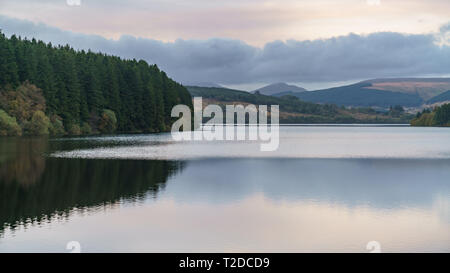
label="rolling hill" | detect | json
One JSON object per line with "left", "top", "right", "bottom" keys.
{"left": 289, "top": 82, "right": 423, "bottom": 108}
{"left": 426, "top": 90, "right": 450, "bottom": 104}
{"left": 271, "top": 78, "right": 450, "bottom": 108}
{"left": 183, "top": 82, "right": 223, "bottom": 88}
{"left": 253, "top": 82, "right": 306, "bottom": 96}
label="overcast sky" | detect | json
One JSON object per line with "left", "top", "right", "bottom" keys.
{"left": 0, "top": 0, "right": 449, "bottom": 90}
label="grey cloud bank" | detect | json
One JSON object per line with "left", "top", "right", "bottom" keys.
{"left": 1, "top": 15, "right": 449, "bottom": 86}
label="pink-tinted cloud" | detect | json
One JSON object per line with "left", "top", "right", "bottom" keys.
{"left": 1, "top": 0, "right": 450, "bottom": 45}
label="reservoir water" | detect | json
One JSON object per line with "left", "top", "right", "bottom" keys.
{"left": 0, "top": 126, "right": 449, "bottom": 252}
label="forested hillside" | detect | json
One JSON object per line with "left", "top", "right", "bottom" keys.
{"left": 411, "top": 103, "right": 450, "bottom": 127}
{"left": 187, "top": 86, "right": 414, "bottom": 124}
{"left": 0, "top": 31, "right": 192, "bottom": 136}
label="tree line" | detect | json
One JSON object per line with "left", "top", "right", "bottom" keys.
{"left": 187, "top": 86, "right": 414, "bottom": 124}
{"left": 0, "top": 31, "right": 192, "bottom": 136}
{"left": 411, "top": 103, "right": 450, "bottom": 127}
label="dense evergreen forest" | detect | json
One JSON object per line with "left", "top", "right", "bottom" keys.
{"left": 0, "top": 31, "right": 192, "bottom": 136}
{"left": 411, "top": 103, "right": 450, "bottom": 126}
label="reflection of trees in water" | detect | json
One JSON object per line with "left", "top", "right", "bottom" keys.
{"left": 0, "top": 139, "right": 184, "bottom": 235}
{"left": 0, "top": 137, "right": 48, "bottom": 187}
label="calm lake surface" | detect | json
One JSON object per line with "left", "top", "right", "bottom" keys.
{"left": 0, "top": 126, "right": 449, "bottom": 252}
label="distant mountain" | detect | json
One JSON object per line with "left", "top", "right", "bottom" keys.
{"left": 184, "top": 82, "right": 223, "bottom": 88}
{"left": 288, "top": 82, "right": 423, "bottom": 108}
{"left": 253, "top": 83, "right": 306, "bottom": 96}
{"left": 426, "top": 90, "right": 450, "bottom": 104}
{"left": 275, "top": 78, "right": 450, "bottom": 108}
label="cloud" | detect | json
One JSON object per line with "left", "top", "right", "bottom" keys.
{"left": 437, "top": 22, "right": 450, "bottom": 46}
{"left": 2, "top": 0, "right": 450, "bottom": 45}
{"left": 1, "top": 15, "right": 449, "bottom": 85}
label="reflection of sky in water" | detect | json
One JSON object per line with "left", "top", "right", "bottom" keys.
{"left": 1, "top": 195, "right": 448, "bottom": 252}
{"left": 160, "top": 159, "right": 450, "bottom": 211}
{"left": 51, "top": 126, "right": 450, "bottom": 159}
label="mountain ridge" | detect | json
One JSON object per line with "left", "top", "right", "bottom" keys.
{"left": 426, "top": 90, "right": 450, "bottom": 104}
{"left": 269, "top": 78, "right": 450, "bottom": 108}
{"left": 253, "top": 82, "right": 306, "bottom": 96}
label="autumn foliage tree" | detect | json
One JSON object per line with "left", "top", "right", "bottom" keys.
{"left": 24, "top": 110, "right": 51, "bottom": 135}
{"left": 0, "top": 82, "right": 46, "bottom": 124}
{"left": 0, "top": 109, "right": 22, "bottom": 136}
{"left": 98, "top": 109, "right": 117, "bottom": 133}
